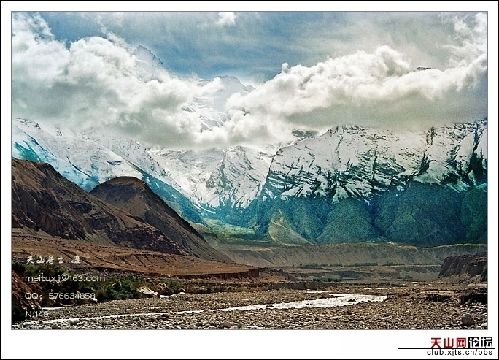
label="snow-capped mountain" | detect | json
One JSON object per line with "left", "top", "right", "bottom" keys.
{"left": 148, "top": 119, "right": 487, "bottom": 213}
{"left": 264, "top": 121, "right": 487, "bottom": 202}
{"left": 12, "top": 117, "right": 204, "bottom": 222}
{"left": 151, "top": 145, "right": 275, "bottom": 209}
{"left": 11, "top": 116, "right": 487, "bottom": 246}
{"left": 199, "top": 75, "right": 254, "bottom": 113}
{"left": 252, "top": 120, "right": 487, "bottom": 244}
{"left": 13, "top": 118, "right": 143, "bottom": 190}
{"left": 179, "top": 75, "right": 254, "bottom": 132}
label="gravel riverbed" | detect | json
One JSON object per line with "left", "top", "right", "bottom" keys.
{"left": 13, "top": 284, "right": 487, "bottom": 330}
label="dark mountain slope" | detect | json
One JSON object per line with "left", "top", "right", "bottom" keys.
{"left": 91, "top": 177, "right": 229, "bottom": 262}
{"left": 12, "top": 159, "right": 182, "bottom": 254}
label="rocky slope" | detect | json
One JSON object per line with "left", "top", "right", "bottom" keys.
{"left": 90, "top": 177, "right": 228, "bottom": 262}
{"left": 12, "top": 230, "right": 248, "bottom": 276}
{"left": 439, "top": 254, "right": 487, "bottom": 280}
{"left": 216, "top": 243, "right": 487, "bottom": 268}
{"left": 12, "top": 271, "right": 42, "bottom": 322}
{"left": 12, "top": 159, "right": 197, "bottom": 256}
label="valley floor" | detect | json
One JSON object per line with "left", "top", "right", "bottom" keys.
{"left": 14, "top": 282, "right": 487, "bottom": 330}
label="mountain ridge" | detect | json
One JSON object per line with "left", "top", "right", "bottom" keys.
{"left": 12, "top": 116, "right": 487, "bottom": 246}
{"left": 90, "top": 176, "right": 229, "bottom": 262}
{"left": 12, "top": 159, "right": 227, "bottom": 261}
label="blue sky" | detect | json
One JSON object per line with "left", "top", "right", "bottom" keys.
{"left": 36, "top": 12, "right": 466, "bottom": 82}
{"left": 38, "top": 12, "right": 346, "bottom": 81}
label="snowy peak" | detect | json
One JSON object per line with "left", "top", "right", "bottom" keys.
{"left": 183, "top": 76, "right": 254, "bottom": 133}
{"left": 133, "top": 44, "right": 166, "bottom": 81}
{"left": 264, "top": 120, "right": 487, "bottom": 201}
{"left": 12, "top": 116, "right": 487, "bottom": 229}
{"left": 11, "top": 116, "right": 487, "bottom": 246}
{"left": 151, "top": 145, "right": 275, "bottom": 209}
{"left": 13, "top": 117, "right": 142, "bottom": 190}
{"left": 206, "top": 145, "right": 274, "bottom": 208}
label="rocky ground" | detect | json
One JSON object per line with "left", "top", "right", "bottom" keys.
{"left": 13, "top": 281, "right": 487, "bottom": 330}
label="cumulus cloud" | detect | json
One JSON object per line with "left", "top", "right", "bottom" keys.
{"left": 227, "top": 46, "right": 485, "bottom": 115}
{"left": 12, "top": 13, "right": 223, "bottom": 148}
{"left": 224, "top": 13, "right": 487, "bottom": 135}
{"left": 12, "top": 12, "right": 487, "bottom": 149}
{"left": 216, "top": 12, "right": 237, "bottom": 27}
{"left": 445, "top": 12, "right": 487, "bottom": 66}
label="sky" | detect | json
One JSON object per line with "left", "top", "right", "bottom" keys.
{"left": 12, "top": 12, "right": 487, "bottom": 149}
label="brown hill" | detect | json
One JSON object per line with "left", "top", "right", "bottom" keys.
{"left": 439, "top": 254, "right": 487, "bottom": 281}
{"left": 90, "top": 177, "right": 229, "bottom": 262}
{"left": 12, "top": 159, "right": 183, "bottom": 255}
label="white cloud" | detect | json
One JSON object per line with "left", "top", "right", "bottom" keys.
{"left": 12, "top": 13, "right": 224, "bottom": 148}
{"left": 12, "top": 12, "right": 487, "bottom": 149}
{"left": 445, "top": 12, "right": 487, "bottom": 67}
{"left": 223, "top": 13, "right": 487, "bottom": 136}
{"left": 216, "top": 12, "right": 236, "bottom": 27}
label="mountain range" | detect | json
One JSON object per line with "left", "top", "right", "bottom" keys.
{"left": 12, "top": 95, "right": 487, "bottom": 246}
{"left": 12, "top": 158, "right": 227, "bottom": 261}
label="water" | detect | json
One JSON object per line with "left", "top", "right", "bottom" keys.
{"left": 19, "top": 293, "right": 387, "bottom": 326}
{"left": 220, "top": 294, "right": 386, "bottom": 312}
